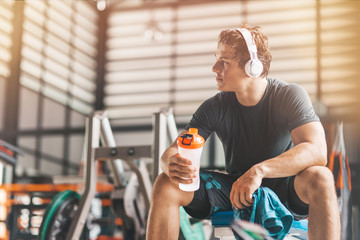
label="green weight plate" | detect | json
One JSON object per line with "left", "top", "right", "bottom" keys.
{"left": 38, "top": 190, "right": 80, "bottom": 240}
{"left": 46, "top": 196, "right": 86, "bottom": 239}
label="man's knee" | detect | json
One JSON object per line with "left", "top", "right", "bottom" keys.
{"left": 295, "top": 166, "right": 335, "bottom": 202}
{"left": 152, "top": 173, "right": 176, "bottom": 198}
{"left": 302, "top": 166, "right": 334, "bottom": 189}
{"left": 151, "top": 173, "right": 193, "bottom": 206}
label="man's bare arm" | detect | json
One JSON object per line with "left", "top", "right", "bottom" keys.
{"left": 230, "top": 121, "right": 327, "bottom": 209}
{"left": 255, "top": 121, "right": 327, "bottom": 179}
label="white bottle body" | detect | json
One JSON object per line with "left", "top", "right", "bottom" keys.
{"left": 178, "top": 146, "right": 203, "bottom": 192}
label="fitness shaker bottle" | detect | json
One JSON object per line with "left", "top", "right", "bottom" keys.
{"left": 177, "top": 128, "right": 205, "bottom": 191}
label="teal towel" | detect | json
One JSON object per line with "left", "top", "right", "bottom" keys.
{"left": 233, "top": 187, "right": 294, "bottom": 240}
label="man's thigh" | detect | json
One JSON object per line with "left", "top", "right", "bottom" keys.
{"left": 184, "top": 171, "right": 309, "bottom": 220}
{"left": 183, "top": 170, "right": 238, "bottom": 219}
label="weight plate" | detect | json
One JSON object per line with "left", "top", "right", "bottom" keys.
{"left": 46, "top": 196, "right": 84, "bottom": 239}
{"left": 38, "top": 190, "right": 85, "bottom": 240}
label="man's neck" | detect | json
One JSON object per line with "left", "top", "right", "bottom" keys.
{"left": 234, "top": 77, "right": 268, "bottom": 106}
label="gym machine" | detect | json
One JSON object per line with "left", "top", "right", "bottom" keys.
{"left": 38, "top": 109, "right": 179, "bottom": 240}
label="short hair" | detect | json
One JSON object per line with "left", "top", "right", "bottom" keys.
{"left": 217, "top": 24, "right": 272, "bottom": 77}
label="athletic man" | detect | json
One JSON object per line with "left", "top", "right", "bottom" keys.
{"left": 146, "top": 24, "right": 340, "bottom": 240}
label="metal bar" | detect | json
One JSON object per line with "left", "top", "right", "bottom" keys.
{"left": 66, "top": 114, "right": 100, "bottom": 240}
{"left": 95, "top": 145, "right": 152, "bottom": 161}
{"left": 152, "top": 111, "right": 167, "bottom": 182}
{"left": 166, "top": 108, "right": 178, "bottom": 141}
{"left": 98, "top": 111, "right": 126, "bottom": 188}
{"left": 0, "top": 140, "right": 25, "bottom": 155}
{"left": 63, "top": 108, "right": 71, "bottom": 175}
{"left": 0, "top": 152, "right": 16, "bottom": 166}
{"left": 95, "top": 9, "right": 107, "bottom": 111}
{"left": 126, "top": 160, "right": 151, "bottom": 212}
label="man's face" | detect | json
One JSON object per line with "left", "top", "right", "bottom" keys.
{"left": 212, "top": 43, "right": 246, "bottom": 92}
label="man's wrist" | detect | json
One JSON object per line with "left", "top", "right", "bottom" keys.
{"left": 253, "top": 163, "right": 267, "bottom": 179}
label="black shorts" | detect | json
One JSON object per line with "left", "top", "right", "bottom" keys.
{"left": 183, "top": 170, "right": 309, "bottom": 221}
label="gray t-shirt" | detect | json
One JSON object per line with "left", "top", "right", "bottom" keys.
{"left": 186, "top": 78, "right": 319, "bottom": 175}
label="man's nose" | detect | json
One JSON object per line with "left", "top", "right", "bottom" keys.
{"left": 212, "top": 61, "right": 221, "bottom": 73}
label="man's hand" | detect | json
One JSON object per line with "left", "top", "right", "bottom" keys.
{"left": 230, "top": 166, "right": 263, "bottom": 210}
{"left": 167, "top": 153, "right": 198, "bottom": 184}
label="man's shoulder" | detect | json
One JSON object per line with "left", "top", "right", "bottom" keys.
{"left": 268, "top": 78, "right": 305, "bottom": 97}
{"left": 268, "top": 78, "right": 290, "bottom": 90}
{"left": 197, "top": 92, "right": 236, "bottom": 119}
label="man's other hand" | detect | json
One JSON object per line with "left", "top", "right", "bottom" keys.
{"left": 230, "top": 167, "right": 262, "bottom": 210}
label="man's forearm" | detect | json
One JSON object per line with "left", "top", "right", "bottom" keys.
{"left": 255, "top": 141, "right": 327, "bottom": 179}
{"left": 160, "top": 143, "right": 178, "bottom": 175}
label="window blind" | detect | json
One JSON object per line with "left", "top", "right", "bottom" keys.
{"left": 105, "top": 6, "right": 174, "bottom": 119}
{"left": 20, "top": 0, "right": 98, "bottom": 115}
{"left": 319, "top": 0, "right": 360, "bottom": 119}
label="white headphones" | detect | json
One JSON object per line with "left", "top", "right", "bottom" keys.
{"left": 236, "top": 28, "right": 263, "bottom": 78}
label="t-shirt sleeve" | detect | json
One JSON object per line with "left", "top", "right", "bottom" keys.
{"left": 185, "top": 95, "right": 220, "bottom": 140}
{"left": 283, "top": 84, "right": 320, "bottom": 131}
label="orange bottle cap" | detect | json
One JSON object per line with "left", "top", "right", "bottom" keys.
{"left": 177, "top": 128, "right": 205, "bottom": 149}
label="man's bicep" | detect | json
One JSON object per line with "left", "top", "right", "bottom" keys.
{"left": 291, "top": 121, "right": 326, "bottom": 147}
{"left": 285, "top": 84, "right": 319, "bottom": 131}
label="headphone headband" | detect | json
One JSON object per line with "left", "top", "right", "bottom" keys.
{"left": 236, "top": 28, "right": 263, "bottom": 78}
{"left": 236, "top": 28, "right": 258, "bottom": 60}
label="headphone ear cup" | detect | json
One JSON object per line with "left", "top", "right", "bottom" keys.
{"left": 245, "top": 59, "right": 263, "bottom": 78}
{"left": 244, "top": 60, "right": 253, "bottom": 77}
